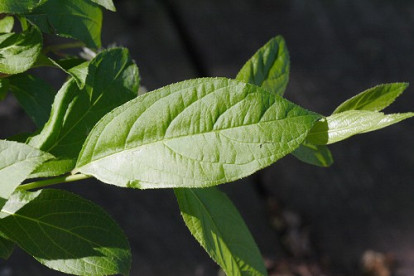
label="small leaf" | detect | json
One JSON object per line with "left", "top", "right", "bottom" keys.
{"left": 236, "top": 36, "right": 290, "bottom": 96}
{"left": 0, "top": 26, "right": 42, "bottom": 74}
{"left": 292, "top": 141, "right": 333, "bottom": 167}
{"left": 0, "top": 140, "right": 53, "bottom": 208}
{"left": 0, "top": 189, "right": 131, "bottom": 275}
{"left": 9, "top": 74, "right": 56, "bottom": 128}
{"left": 0, "top": 16, "right": 14, "bottom": 33}
{"left": 0, "top": 0, "right": 44, "bottom": 13}
{"left": 90, "top": 0, "right": 116, "bottom": 11}
{"left": 333, "top": 83, "right": 409, "bottom": 114}
{"left": 0, "top": 236, "right": 14, "bottom": 260}
{"left": 75, "top": 78, "right": 320, "bottom": 189}
{"left": 175, "top": 187, "right": 267, "bottom": 276}
{"left": 28, "top": 48, "right": 139, "bottom": 169}
{"left": 26, "top": 0, "right": 103, "bottom": 48}
{"left": 307, "top": 110, "right": 414, "bottom": 145}
{"left": 0, "top": 78, "right": 9, "bottom": 101}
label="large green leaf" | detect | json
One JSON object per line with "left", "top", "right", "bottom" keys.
{"left": 307, "top": 110, "right": 414, "bottom": 145}
{"left": 236, "top": 36, "right": 290, "bottom": 96}
{"left": 0, "top": 26, "right": 42, "bottom": 74}
{"left": 333, "top": 83, "right": 409, "bottom": 114}
{"left": 75, "top": 78, "right": 320, "bottom": 188}
{"left": 0, "top": 189, "right": 131, "bottom": 275}
{"left": 0, "top": 16, "right": 14, "bottom": 33}
{"left": 292, "top": 141, "right": 333, "bottom": 167}
{"left": 0, "top": 0, "right": 44, "bottom": 13}
{"left": 26, "top": 0, "right": 103, "bottom": 48}
{"left": 175, "top": 188, "right": 267, "bottom": 276}
{"left": 0, "top": 140, "right": 52, "bottom": 208}
{"left": 28, "top": 48, "right": 139, "bottom": 165}
{"left": 0, "top": 236, "right": 14, "bottom": 260}
{"left": 9, "top": 74, "right": 56, "bottom": 128}
{"left": 90, "top": 0, "right": 116, "bottom": 11}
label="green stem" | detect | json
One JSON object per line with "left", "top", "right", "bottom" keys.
{"left": 18, "top": 174, "right": 91, "bottom": 191}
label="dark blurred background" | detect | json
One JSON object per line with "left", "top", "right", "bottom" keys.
{"left": 1, "top": 0, "right": 414, "bottom": 275}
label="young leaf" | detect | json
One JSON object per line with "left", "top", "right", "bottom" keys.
{"left": 28, "top": 48, "right": 139, "bottom": 167}
{"left": 90, "top": 0, "right": 116, "bottom": 11}
{"left": 0, "top": 16, "right": 14, "bottom": 33}
{"left": 0, "top": 0, "right": 44, "bottom": 13}
{"left": 0, "top": 26, "right": 42, "bottom": 74}
{"left": 307, "top": 110, "right": 414, "bottom": 145}
{"left": 236, "top": 36, "right": 290, "bottom": 96}
{"left": 333, "top": 83, "right": 409, "bottom": 114}
{"left": 0, "top": 140, "right": 53, "bottom": 208}
{"left": 0, "top": 189, "right": 131, "bottom": 275}
{"left": 0, "top": 236, "right": 14, "bottom": 260}
{"left": 9, "top": 74, "right": 56, "bottom": 128}
{"left": 175, "top": 187, "right": 267, "bottom": 276}
{"left": 292, "top": 141, "right": 333, "bottom": 167}
{"left": 0, "top": 78, "right": 9, "bottom": 101}
{"left": 26, "top": 0, "right": 103, "bottom": 48}
{"left": 75, "top": 78, "right": 320, "bottom": 189}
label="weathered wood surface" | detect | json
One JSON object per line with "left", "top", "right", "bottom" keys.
{"left": 1, "top": 0, "right": 414, "bottom": 275}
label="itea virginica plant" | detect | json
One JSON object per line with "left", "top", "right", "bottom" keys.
{"left": 0, "top": 2, "right": 413, "bottom": 275}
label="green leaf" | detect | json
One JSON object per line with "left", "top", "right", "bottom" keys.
{"left": 29, "top": 158, "right": 75, "bottom": 178}
{"left": 0, "top": 0, "right": 44, "bottom": 13}
{"left": 175, "top": 188, "right": 267, "bottom": 276}
{"left": 28, "top": 48, "right": 139, "bottom": 172}
{"left": 0, "top": 78, "right": 9, "bottom": 101}
{"left": 0, "top": 236, "right": 14, "bottom": 260}
{"left": 0, "top": 16, "right": 14, "bottom": 33}
{"left": 333, "top": 83, "right": 409, "bottom": 114}
{"left": 90, "top": 0, "right": 116, "bottom": 11}
{"left": 9, "top": 74, "right": 56, "bottom": 128}
{"left": 0, "top": 189, "right": 131, "bottom": 275}
{"left": 0, "top": 26, "right": 42, "bottom": 74}
{"left": 75, "top": 78, "right": 320, "bottom": 189}
{"left": 26, "top": 0, "right": 103, "bottom": 48}
{"left": 292, "top": 141, "right": 333, "bottom": 167}
{"left": 307, "top": 110, "right": 414, "bottom": 145}
{"left": 0, "top": 140, "right": 52, "bottom": 208}
{"left": 236, "top": 36, "right": 290, "bottom": 96}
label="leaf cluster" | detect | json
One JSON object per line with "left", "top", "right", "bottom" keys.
{"left": 0, "top": 2, "right": 412, "bottom": 275}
